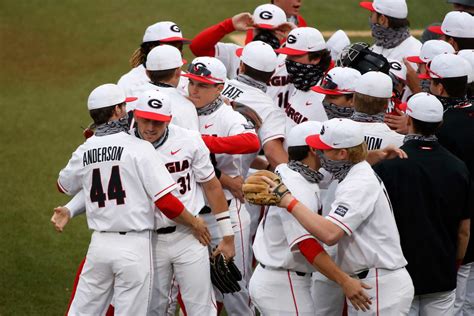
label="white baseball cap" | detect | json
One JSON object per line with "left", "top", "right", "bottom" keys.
{"left": 418, "top": 53, "right": 470, "bottom": 79}
{"left": 312, "top": 67, "right": 362, "bottom": 95}
{"left": 306, "top": 118, "right": 365, "bottom": 150}
{"left": 87, "top": 84, "right": 137, "bottom": 110}
{"left": 287, "top": 121, "right": 323, "bottom": 147}
{"left": 327, "top": 30, "right": 351, "bottom": 61}
{"left": 359, "top": 0, "right": 408, "bottom": 19}
{"left": 389, "top": 59, "right": 407, "bottom": 81}
{"left": 236, "top": 41, "right": 278, "bottom": 72}
{"left": 275, "top": 27, "right": 326, "bottom": 55}
{"left": 458, "top": 50, "right": 474, "bottom": 83}
{"left": 181, "top": 56, "right": 227, "bottom": 84}
{"left": 355, "top": 71, "right": 393, "bottom": 98}
{"left": 134, "top": 90, "right": 172, "bottom": 122}
{"left": 142, "top": 21, "right": 191, "bottom": 43}
{"left": 146, "top": 45, "right": 184, "bottom": 71}
{"left": 404, "top": 92, "right": 443, "bottom": 123}
{"left": 406, "top": 40, "right": 455, "bottom": 64}
{"left": 428, "top": 11, "right": 474, "bottom": 39}
{"left": 253, "top": 4, "right": 287, "bottom": 30}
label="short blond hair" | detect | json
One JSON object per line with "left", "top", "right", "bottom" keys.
{"left": 331, "top": 142, "right": 368, "bottom": 164}
{"left": 353, "top": 92, "right": 389, "bottom": 115}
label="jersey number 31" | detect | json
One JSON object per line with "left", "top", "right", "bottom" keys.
{"left": 90, "top": 166, "right": 126, "bottom": 207}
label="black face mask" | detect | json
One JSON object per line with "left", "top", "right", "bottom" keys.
{"left": 285, "top": 59, "right": 325, "bottom": 91}
{"left": 253, "top": 30, "right": 281, "bottom": 50}
{"left": 322, "top": 99, "right": 354, "bottom": 119}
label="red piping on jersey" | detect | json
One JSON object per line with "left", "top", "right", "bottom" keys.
{"left": 57, "top": 180, "right": 68, "bottom": 194}
{"left": 200, "top": 170, "right": 216, "bottom": 182}
{"left": 190, "top": 18, "right": 235, "bottom": 57}
{"left": 289, "top": 234, "right": 312, "bottom": 249}
{"left": 287, "top": 271, "right": 299, "bottom": 315}
{"left": 237, "top": 199, "right": 246, "bottom": 279}
{"left": 298, "top": 238, "right": 324, "bottom": 264}
{"left": 155, "top": 192, "right": 185, "bottom": 219}
{"left": 328, "top": 215, "right": 353, "bottom": 234}
{"left": 376, "top": 269, "right": 380, "bottom": 316}
{"left": 201, "top": 133, "right": 260, "bottom": 154}
{"left": 261, "top": 133, "right": 285, "bottom": 146}
{"left": 154, "top": 183, "right": 177, "bottom": 198}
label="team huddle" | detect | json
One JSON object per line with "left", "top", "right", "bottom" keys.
{"left": 51, "top": 0, "right": 474, "bottom": 315}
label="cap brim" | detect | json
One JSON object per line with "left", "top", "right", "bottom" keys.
{"left": 181, "top": 73, "right": 223, "bottom": 84}
{"left": 305, "top": 135, "right": 334, "bottom": 150}
{"left": 235, "top": 48, "right": 243, "bottom": 57}
{"left": 275, "top": 46, "right": 308, "bottom": 55}
{"left": 359, "top": 2, "right": 376, "bottom": 12}
{"left": 311, "top": 85, "right": 345, "bottom": 95}
{"left": 159, "top": 37, "right": 192, "bottom": 44}
{"left": 427, "top": 25, "right": 444, "bottom": 35}
{"left": 125, "top": 97, "right": 138, "bottom": 103}
{"left": 406, "top": 56, "right": 425, "bottom": 64}
{"left": 255, "top": 23, "right": 278, "bottom": 30}
{"left": 418, "top": 72, "right": 432, "bottom": 79}
{"left": 134, "top": 109, "right": 172, "bottom": 122}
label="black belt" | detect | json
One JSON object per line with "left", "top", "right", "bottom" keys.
{"left": 356, "top": 269, "right": 369, "bottom": 279}
{"left": 101, "top": 231, "right": 128, "bottom": 235}
{"left": 260, "top": 263, "right": 311, "bottom": 277}
{"left": 156, "top": 226, "right": 176, "bottom": 234}
{"left": 199, "top": 200, "right": 233, "bottom": 215}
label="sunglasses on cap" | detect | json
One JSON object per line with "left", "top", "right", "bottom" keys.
{"left": 425, "top": 62, "right": 443, "bottom": 79}
{"left": 321, "top": 75, "right": 338, "bottom": 90}
{"left": 187, "top": 63, "right": 212, "bottom": 77}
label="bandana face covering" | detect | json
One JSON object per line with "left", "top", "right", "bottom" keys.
{"left": 287, "top": 160, "right": 324, "bottom": 184}
{"left": 286, "top": 59, "right": 324, "bottom": 91}
{"left": 95, "top": 117, "right": 130, "bottom": 137}
{"left": 196, "top": 96, "right": 224, "bottom": 116}
{"left": 236, "top": 74, "right": 268, "bottom": 93}
{"left": 350, "top": 111, "right": 385, "bottom": 123}
{"left": 403, "top": 134, "right": 438, "bottom": 144}
{"left": 370, "top": 23, "right": 411, "bottom": 49}
{"left": 436, "top": 95, "right": 470, "bottom": 111}
{"left": 322, "top": 99, "right": 354, "bottom": 119}
{"left": 420, "top": 79, "right": 431, "bottom": 93}
{"left": 317, "top": 150, "right": 354, "bottom": 182}
{"left": 253, "top": 29, "right": 281, "bottom": 50}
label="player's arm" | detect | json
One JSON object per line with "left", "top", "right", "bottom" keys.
{"left": 201, "top": 133, "right": 260, "bottom": 154}
{"left": 366, "top": 145, "right": 407, "bottom": 165}
{"left": 456, "top": 219, "right": 470, "bottom": 268}
{"left": 263, "top": 138, "right": 289, "bottom": 170}
{"left": 219, "top": 173, "right": 245, "bottom": 203}
{"left": 202, "top": 176, "right": 235, "bottom": 259}
{"left": 56, "top": 148, "right": 85, "bottom": 196}
{"left": 51, "top": 191, "right": 86, "bottom": 232}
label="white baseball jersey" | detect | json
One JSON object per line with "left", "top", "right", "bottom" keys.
{"left": 221, "top": 78, "right": 287, "bottom": 176}
{"left": 147, "top": 125, "right": 215, "bottom": 228}
{"left": 325, "top": 161, "right": 407, "bottom": 274}
{"left": 371, "top": 36, "right": 422, "bottom": 65}
{"left": 253, "top": 163, "right": 321, "bottom": 273}
{"left": 215, "top": 42, "right": 241, "bottom": 79}
{"left": 57, "top": 132, "right": 177, "bottom": 232}
{"left": 197, "top": 103, "right": 255, "bottom": 199}
{"left": 129, "top": 82, "right": 199, "bottom": 131}
{"left": 354, "top": 121, "right": 404, "bottom": 150}
{"left": 285, "top": 89, "right": 328, "bottom": 142}
{"left": 267, "top": 53, "right": 294, "bottom": 109}
{"left": 118, "top": 64, "right": 189, "bottom": 97}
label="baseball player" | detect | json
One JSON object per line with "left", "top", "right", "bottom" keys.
{"left": 183, "top": 56, "right": 260, "bottom": 315}
{"left": 427, "top": 11, "right": 474, "bottom": 51}
{"left": 263, "top": 118, "right": 415, "bottom": 315}
{"left": 54, "top": 84, "right": 209, "bottom": 315}
{"left": 117, "top": 21, "right": 191, "bottom": 96}
{"left": 249, "top": 122, "right": 372, "bottom": 315}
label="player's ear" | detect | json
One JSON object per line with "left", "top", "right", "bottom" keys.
{"left": 216, "top": 83, "right": 225, "bottom": 93}
{"left": 379, "top": 14, "right": 389, "bottom": 28}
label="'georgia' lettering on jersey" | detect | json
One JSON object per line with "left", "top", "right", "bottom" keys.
{"left": 365, "top": 136, "right": 383, "bottom": 150}
{"left": 285, "top": 103, "right": 309, "bottom": 124}
{"left": 83, "top": 146, "right": 124, "bottom": 166}
{"left": 269, "top": 75, "right": 290, "bottom": 87}
{"left": 165, "top": 160, "right": 190, "bottom": 173}
{"left": 222, "top": 84, "right": 244, "bottom": 100}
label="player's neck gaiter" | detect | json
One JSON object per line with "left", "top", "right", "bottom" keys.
{"left": 135, "top": 127, "right": 169, "bottom": 149}
{"left": 253, "top": 30, "right": 281, "bottom": 50}
{"left": 287, "top": 160, "right": 324, "bottom": 183}
{"left": 236, "top": 74, "right": 267, "bottom": 93}
{"left": 350, "top": 111, "right": 385, "bottom": 123}
{"left": 322, "top": 100, "right": 354, "bottom": 119}
{"left": 370, "top": 23, "right": 410, "bottom": 49}
{"left": 286, "top": 60, "right": 324, "bottom": 91}
{"left": 420, "top": 79, "right": 431, "bottom": 92}
{"left": 95, "top": 117, "right": 130, "bottom": 137}
{"left": 436, "top": 95, "right": 470, "bottom": 111}
{"left": 151, "top": 81, "right": 173, "bottom": 88}
{"left": 196, "top": 96, "right": 224, "bottom": 116}
{"left": 403, "top": 134, "right": 438, "bottom": 144}
{"left": 317, "top": 151, "right": 354, "bottom": 182}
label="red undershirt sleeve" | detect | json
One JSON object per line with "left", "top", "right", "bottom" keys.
{"left": 154, "top": 192, "right": 185, "bottom": 219}
{"left": 201, "top": 133, "right": 260, "bottom": 154}
{"left": 190, "top": 18, "right": 235, "bottom": 57}
{"left": 298, "top": 238, "right": 324, "bottom": 264}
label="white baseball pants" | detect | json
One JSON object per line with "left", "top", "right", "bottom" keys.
{"left": 409, "top": 289, "right": 455, "bottom": 316}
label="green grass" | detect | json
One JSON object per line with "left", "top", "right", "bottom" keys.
{"left": 0, "top": 0, "right": 450, "bottom": 314}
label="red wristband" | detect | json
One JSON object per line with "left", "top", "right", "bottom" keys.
{"left": 287, "top": 198, "right": 298, "bottom": 213}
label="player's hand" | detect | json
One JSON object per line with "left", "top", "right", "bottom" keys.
{"left": 232, "top": 12, "right": 255, "bottom": 31}
{"left": 51, "top": 206, "right": 71, "bottom": 233}
{"left": 381, "top": 145, "right": 408, "bottom": 160}
{"left": 275, "top": 22, "right": 297, "bottom": 40}
{"left": 213, "top": 235, "right": 236, "bottom": 261}
{"left": 384, "top": 109, "right": 408, "bottom": 134}
{"left": 192, "top": 217, "right": 211, "bottom": 246}
{"left": 260, "top": 175, "right": 294, "bottom": 208}
{"left": 225, "top": 176, "right": 245, "bottom": 202}
{"left": 341, "top": 277, "right": 372, "bottom": 312}
{"left": 403, "top": 58, "right": 422, "bottom": 94}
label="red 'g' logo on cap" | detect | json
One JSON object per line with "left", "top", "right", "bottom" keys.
{"left": 148, "top": 99, "right": 163, "bottom": 109}
{"left": 287, "top": 34, "right": 297, "bottom": 44}
{"left": 259, "top": 11, "right": 273, "bottom": 20}
{"left": 170, "top": 24, "right": 181, "bottom": 32}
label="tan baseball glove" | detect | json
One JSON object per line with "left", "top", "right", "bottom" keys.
{"left": 242, "top": 170, "right": 289, "bottom": 205}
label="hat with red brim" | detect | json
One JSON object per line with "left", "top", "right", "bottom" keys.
{"left": 406, "top": 55, "right": 425, "bottom": 64}
{"left": 134, "top": 90, "right": 173, "bottom": 122}
{"left": 305, "top": 118, "right": 365, "bottom": 150}
{"left": 359, "top": 2, "right": 376, "bottom": 12}
{"left": 134, "top": 109, "right": 172, "bottom": 122}
{"left": 427, "top": 25, "right": 444, "bottom": 35}
{"left": 306, "top": 134, "right": 334, "bottom": 150}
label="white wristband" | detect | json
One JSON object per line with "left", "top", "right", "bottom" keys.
{"left": 215, "top": 211, "right": 234, "bottom": 237}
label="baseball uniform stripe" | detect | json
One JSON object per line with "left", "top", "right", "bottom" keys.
{"left": 327, "top": 215, "right": 353, "bottom": 235}
{"left": 376, "top": 269, "right": 380, "bottom": 316}
{"left": 289, "top": 234, "right": 314, "bottom": 249}
{"left": 154, "top": 183, "right": 178, "bottom": 199}
{"left": 57, "top": 179, "right": 68, "bottom": 193}
{"left": 287, "top": 271, "right": 299, "bottom": 315}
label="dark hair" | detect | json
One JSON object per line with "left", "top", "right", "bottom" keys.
{"left": 89, "top": 103, "right": 124, "bottom": 125}
{"left": 147, "top": 68, "right": 178, "bottom": 84}
{"left": 445, "top": 36, "right": 474, "bottom": 50}
{"left": 308, "top": 49, "right": 332, "bottom": 73}
{"left": 376, "top": 12, "right": 410, "bottom": 29}
{"left": 411, "top": 117, "right": 442, "bottom": 136}
{"left": 467, "top": 82, "right": 474, "bottom": 99}
{"left": 242, "top": 64, "right": 275, "bottom": 83}
{"left": 130, "top": 41, "right": 161, "bottom": 68}
{"left": 288, "top": 145, "right": 310, "bottom": 161}
{"left": 432, "top": 77, "right": 468, "bottom": 97}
